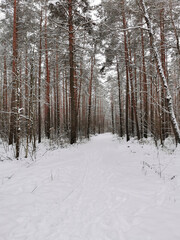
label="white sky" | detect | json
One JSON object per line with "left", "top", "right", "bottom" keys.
{"left": 91, "top": 0, "right": 101, "bottom": 5}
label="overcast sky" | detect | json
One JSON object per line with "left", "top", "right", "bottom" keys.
{"left": 91, "top": 0, "right": 101, "bottom": 5}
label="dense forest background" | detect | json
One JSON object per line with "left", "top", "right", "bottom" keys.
{"left": 0, "top": 0, "right": 179, "bottom": 159}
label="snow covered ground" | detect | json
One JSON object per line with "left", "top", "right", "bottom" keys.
{"left": 0, "top": 133, "right": 180, "bottom": 240}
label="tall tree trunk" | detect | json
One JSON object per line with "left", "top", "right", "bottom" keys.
{"left": 29, "top": 58, "right": 34, "bottom": 142}
{"left": 65, "top": 73, "right": 69, "bottom": 134}
{"left": 77, "top": 62, "right": 83, "bottom": 136}
{"left": 3, "top": 53, "right": 7, "bottom": 113}
{"left": 16, "top": 71, "right": 20, "bottom": 159}
{"left": 44, "top": 10, "right": 51, "bottom": 139}
{"left": 128, "top": 33, "right": 134, "bottom": 137}
{"left": 3, "top": 51, "right": 8, "bottom": 138}
{"left": 139, "top": 0, "right": 180, "bottom": 143}
{"left": 116, "top": 56, "right": 123, "bottom": 137}
{"left": 9, "top": 0, "right": 19, "bottom": 158}
{"left": 122, "top": 0, "right": 130, "bottom": 141}
{"left": 62, "top": 72, "right": 65, "bottom": 131}
{"left": 141, "top": 18, "right": 148, "bottom": 138}
{"left": 128, "top": 38, "right": 140, "bottom": 140}
{"left": 149, "top": 36, "right": 154, "bottom": 137}
{"left": 139, "top": 63, "right": 143, "bottom": 137}
{"left": 87, "top": 56, "right": 94, "bottom": 139}
{"left": 38, "top": 10, "right": 42, "bottom": 143}
{"left": 55, "top": 45, "right": 60, "bottom": 135}
{"left": 33, "top": 62, "right": 37, "bottom": 151}
{"left": 82, "top": 93, "right": 86, "bottom": 137}
{"left": 68, "top": 0, "right": 76, "bottom": 144}
{"left": 25, "top": 45, "right": 29, "bottom": 158}
{"left": 111, "top": 87, "right": 115, "bottom": 134}
{"left": 93, "top": 80, "right": 97, "bottom": 135}
{"left": 53, "top": 66, "right": 57, "bottom": 136}
{"left": 160, "top": 6, "right": 166, "bottom": 141}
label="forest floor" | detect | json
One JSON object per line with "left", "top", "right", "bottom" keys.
{"left": 0, "top": 133, "right": 180, "bottom": 240}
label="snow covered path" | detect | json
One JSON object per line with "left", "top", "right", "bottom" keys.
{"left": 0, "top": 133, "right": 180, "bottom": 240}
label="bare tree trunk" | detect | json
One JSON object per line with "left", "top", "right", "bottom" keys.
{"left": 38, "top": 10, "right": 42, "bottom": 143}
{"left": 33, "top": 62, "right": 37, "bottom": 151}
{"left": 3, "top": 51, "right": 8, "bottom": 138}
{"left": 15, "top": 0, "right": 20, "bottom": 159}
{"left": 122, "top": 0, "right": 130, "bottom": 141}
{"left": 139, "top": 63, "right": 143, "bottom": 137}
{"left": 9, "top": 0, "right": 20, "bottom": 159}
{"left": 128, "top": 60, "right": 140, "bottom": 139}
{"left": 68, "top": 0, "right": 77, "bottom": 144}
{"left": 111, "top": 87, "right": 115, "bottom": 134}
{"left": 9, "top": 0, "right": 17, "bottom": 146}
{"left": 65, "top": 73, "right": 69, "bottom": 134}
{"left": 29, "top": 58, "right": 34, "bottom": 142}
{"left": 116, "top": 56, "right": 123, "bottom": 137}
{"left": 55, "top": 45, "right": 60, "bottom": 135}
{"left": 139, "top": 0, "right": 180, "bottom": 143}
{"left": 82, "top": 93, "right": 86, "bottom": 137}
{"left": 149, "top": 36, "right": 154, "bottom": 137}
{"left": 141, "top": 18, "right": 148, "bottom": 138}
{"left": 160, "top": 6, "right": 167, "bottom": 141}
{"left": 98, "top": 98, "right": 101, "bottom": 134}
{"left": 87, "top": 56, "right": 94, "bottom": 139}
{"left": 128, "top": 34, "right": 140, "bottom": 139}
{"left": 3, "top": 53, "right": 7, "bottom": 113}
{"left": 44, "top": 10, "right": 51, "bottom": 139}
{"left": 77, "top": 62, "right": 83, "bottom": 136}
{"left": 25, "top": 45, "right": 29, "bottom": 158}
{"left": 93, "top": 80, "right": 97, "bottom": 135}
{"left": 16, "top": 74, "right": 20, "bottom": 159}
{"left": 62, "top": 72, "right": 65, "bottom": 131}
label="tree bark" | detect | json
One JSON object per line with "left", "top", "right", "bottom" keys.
{"left": 141, "top": 18, "right": 148, "bottom": 138}
{"left": 68, "top": 0, "right": 77, "bottom": 144}
{"left": 38, "top": 10, "right": 42, "bottom": 143}
{"left": 87, "top": 56, "right": 94, "bottom": 139}
{"left": 139, "top": 0, "right": 180, "bottom": 143}
{"left": 9, "top": 0, "right": 19, "bottom": 159}
{"left": 44, "top": 10, "right": 51, "bottom": 139}
{"left": 9, "top": 0, "right": 17, "bottom": 145}
{"left": 122, "top": 0, "right": 130, "bottom": 141}
{"left": 116, "top": 56, "right": 123, "bottom": 137}
{"left": 111, "top": 87, "right": 115, "bottom": 134}
{"left": 128, "top": 37, "right": 140, "bottom": 140}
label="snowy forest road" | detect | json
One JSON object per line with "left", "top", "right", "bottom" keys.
{"left": 0, "top": 133, "right": 180, "bottom": 240}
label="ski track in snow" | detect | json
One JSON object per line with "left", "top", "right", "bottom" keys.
{"left": 0, "top": 133, "right": 180, "bottom": 240}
